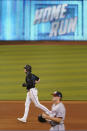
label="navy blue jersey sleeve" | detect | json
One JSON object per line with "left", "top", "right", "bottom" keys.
{"left": 33, "top": 74, "right": 39, "bottom": 81}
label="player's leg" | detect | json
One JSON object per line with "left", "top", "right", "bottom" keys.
{"left": 58, "top": 124, "right": 65, "bottom": 131}
{"left": 17, "top": 92, "right": 31, "bottom": 122}
{"left": 23, "top": 92, "right": 31, "bottom": 120}
{"left": 50, "top": 125, "right": 65, "bottom": 131}
{"left": 49, "top": 125, "right": 59, "bottom": 131}
{"left": 49, "top": 127, "right": 54, "bottom": 131}
{"left": 30, "top": 88, "right": 51, "bottom": 115}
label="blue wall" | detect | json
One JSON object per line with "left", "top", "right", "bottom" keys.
{"left": 0, "top": 0, "right": 86, "bottom": 40}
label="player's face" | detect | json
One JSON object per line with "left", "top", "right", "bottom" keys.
{"left": 24, "top": 69, "right": 27, "bottom": 73}
{"left": 52, "top": 96, "right": 60, "bottom": 104}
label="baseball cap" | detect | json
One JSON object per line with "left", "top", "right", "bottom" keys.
{"left": 24, "top": 64, "right": 32, "bottom": 72}
{"left": 51, "top": 91, "right": 62, "bottom": 98}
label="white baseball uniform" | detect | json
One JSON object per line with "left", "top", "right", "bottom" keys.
{"left": 49, "top": 102, "right": 66, "bottom": 131}
{"left": 23, "top": 88, "right": 51, "bottom": 120}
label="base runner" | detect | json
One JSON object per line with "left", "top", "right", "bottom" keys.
{"left": 38, "top": 91, "right": 66, "bottom": 131}
{"left": 17, "top": 64, "right": 51, "bottom": 123}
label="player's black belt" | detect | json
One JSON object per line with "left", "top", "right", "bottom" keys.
{"left": 51, "top": 123, "right": 64, "bottom": 127}
{"left": 50, "top": 121, "right": 64, "bottom": 127}
{"left": 27, "top": 87, "right": 35, "bottom": 91}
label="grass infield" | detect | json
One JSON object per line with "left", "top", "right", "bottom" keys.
{"left": 0, "top": 45, "right": 87, "bottom": 100}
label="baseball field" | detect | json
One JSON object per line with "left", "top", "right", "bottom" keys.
{"left": 0, "top": 41, "right": 87, "bottom": 130}
{"left": 0, "top": 42, "right": 87, "bottom": 100}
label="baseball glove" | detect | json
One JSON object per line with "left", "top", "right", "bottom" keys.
{"left": 22, "top": 83, "right": 27, "bottom": 87}
{"left": 38, "top": 114, "right": 47, "bottom": 123}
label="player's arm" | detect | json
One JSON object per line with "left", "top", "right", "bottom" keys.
{"left": 42, "top": 113, "right": 62, "bottom": 123}
{"left": 22, "top": 83, "right": 27, "bottom": 87}
{"left": 35, "top": 79, "right": 40, "bottom": 84}
{"left": 34, "top": 75, "right": 40, "bottom": 84}
{"left": 22, "top": 75, "right": 30, "bottom": 87}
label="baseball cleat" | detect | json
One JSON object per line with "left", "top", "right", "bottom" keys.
{"left": 17, "top": 118, "right": 26, "bottom": 123}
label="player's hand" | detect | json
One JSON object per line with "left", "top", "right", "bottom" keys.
{"left": 42, "top": 113, "right": 49, "bottom": 119}
{"left": 22, "top": 83, "right": 27, "bottom": 87}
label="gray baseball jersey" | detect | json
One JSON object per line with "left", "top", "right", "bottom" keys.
{"left": 49, "top": 102, "right": 66, "bottom": 131}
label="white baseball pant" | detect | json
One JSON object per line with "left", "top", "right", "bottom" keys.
{"left": 23, "top": 88, "right": 51, "bottom": 120}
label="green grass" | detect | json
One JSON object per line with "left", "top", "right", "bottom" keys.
{"left": 0, "top": 45, "right": 87, "bottom": 100}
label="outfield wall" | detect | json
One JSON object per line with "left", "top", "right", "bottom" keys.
{"left": 0, "top": 41, "right": 87, "bottom": 45}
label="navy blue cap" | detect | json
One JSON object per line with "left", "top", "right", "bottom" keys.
{"left": 52, "top": 91, "right": 62, "bottom": 98}
{"left": 24, "top": 64, "right": 32, "bottom": 72}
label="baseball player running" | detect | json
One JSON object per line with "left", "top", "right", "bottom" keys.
{"left": 17, "top": 64, "right": 51, "bottom": 123}
{"left": 38, "top": 91, "right": 66, "bottom": 131}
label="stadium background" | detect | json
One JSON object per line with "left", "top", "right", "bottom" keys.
{"left": 0, "top": 0, "right": 87, "bottom": 130}
{"left": 0, "top": 0, "right": 87, "bottom": 100}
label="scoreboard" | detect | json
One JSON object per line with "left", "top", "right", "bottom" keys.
{"left": 0, "top": 0, "right": 87, "bottom": 41}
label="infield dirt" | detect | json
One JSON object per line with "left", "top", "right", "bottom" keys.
{"left": 0, "top": 101, "right": 87, "bottom": 130}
